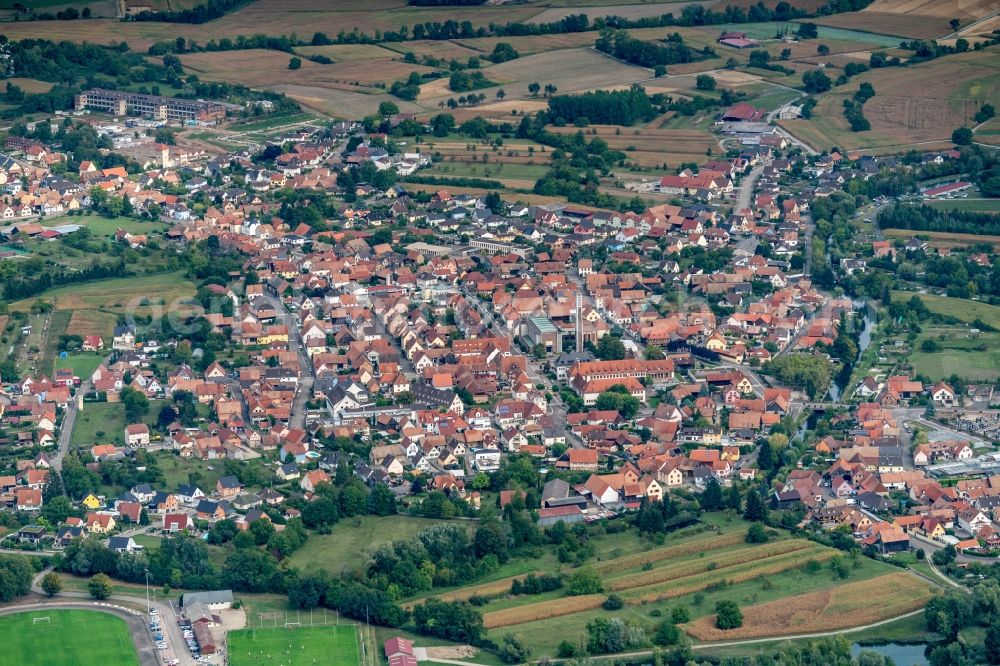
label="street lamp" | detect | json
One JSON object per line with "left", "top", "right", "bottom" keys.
{"left": 144, "top": 569, "right": 150, "bottom": 615}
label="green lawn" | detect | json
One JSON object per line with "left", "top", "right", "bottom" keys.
{"left": 228, "top": 625, "right": 359, "bottom": 666}
{"left": 424, "top": 162, "right": 550, "bottom": 181}
{"left": 0, "top": 609, "right": 140, "bottom": 666}
{"left": 42, "top": 214, "right": 168, "bottom": 237}
{"left": 892, "top": 291, "right": 1000, "bottom": 330}
{"left": 909, "top": 327, "right": 1000, "bottom": 381}
{"left": 54, "top": 351, "right": 106, "bottom": 381}
{"left": 156, "top": 453, "right": 228, "bottom": 492}
{"left": 287, "top": 515, "right": 465, "bottom": 575}
{"left": 71, "top": 400, "right": 166, "bottom": 448}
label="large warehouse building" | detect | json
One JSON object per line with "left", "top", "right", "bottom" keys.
{"left": 73, "top": 89, "right": 226, "bottom": 123}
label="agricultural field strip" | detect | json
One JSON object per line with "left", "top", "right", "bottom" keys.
{"left": 682, "top": 572, "right": 936, "bottom": 640}
{"left": 604, "top": 539, "right": 814, "bottom": 591}
{"left": 482, "top": 542, "right": 835, "bottom": 629}
{"left": 620, "top": 544, "right": 837, "bottom": 601}
{"left": 593, "top": 530, "right": 748, "bottom": 575}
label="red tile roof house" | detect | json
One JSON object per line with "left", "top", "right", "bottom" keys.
{"left": 385, "top": 637, "right": 417, "bottom": 666}
{"left": 125, "top": 423, "right": 150, "bottom": 448}
{"left": 163, "top": 513, "right": 193, "bottom": 533}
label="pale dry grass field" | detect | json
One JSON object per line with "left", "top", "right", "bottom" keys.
{"left": 683, "top": 572, "right": 936, "bottom": 640}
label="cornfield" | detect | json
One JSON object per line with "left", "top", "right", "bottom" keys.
{"left": 622, "top": 546, "right": 840, "bottom": 603}
{"left": 594, "top": 531, "right": 748, "bottom": 575}
{"left": 605, "top": 540, "right": 815, "bottom": 592}
{"left": 482, "top": 594, "right": 605, "bottom": 629}
{"left": 682, "top": 572, "right": 937, "bottom": 640}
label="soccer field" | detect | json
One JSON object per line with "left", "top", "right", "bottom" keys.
{"left": 0, "top": 609, "right": 140, "bottom": 666}
{"left": 228, "top": 625, "right": 361, "bottom": 666}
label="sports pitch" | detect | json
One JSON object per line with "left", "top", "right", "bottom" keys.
{"left": 228, "top": 624, "right": 361, "bottom": 666}
{"left": 0, "top": 609, "right": 140, "bottom": 666}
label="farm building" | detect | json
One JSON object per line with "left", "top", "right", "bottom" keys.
{"left": 721, "top": 103, "right": 768, "bottom": 122}
{"left": 922, "top": 181, "right": 972, "bottom": 198}
{"left": 718, "top": 31, "right": 761, "bottom": 49}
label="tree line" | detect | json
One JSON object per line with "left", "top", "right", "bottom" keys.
{"left": 142, "top": 0, "right": 876, "bottom": 54}
{"left": 129, "top": 0, "right": 252, "bottom": 24}
{"left": 595, "top": 29, "right": 711, "bottom": 69}
{"left": 546, "top": 85, "right": 658, "bottom": 126}
{"left": 878, "top": 203, "right": 1000, "bottom": 237}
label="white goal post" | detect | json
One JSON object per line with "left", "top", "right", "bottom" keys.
{"left": 33, "top": 617, "right": 51, "bottom": 624}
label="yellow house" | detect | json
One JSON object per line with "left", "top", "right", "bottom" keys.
{"left": 736, "top": 377, "right": 754, "bottom": 394}
{"left": 86, "top": 513, "right": 116, "bottom": 534}
{"left": 657, "top": 465, "right": 684, "bottom": 487}
{"left": 257, "top": 326, "right": 289, "bottom": 345}
{"left": 705, "top": 332, "right": 727, "bottom": 351}
{"left": 703, "top": 429, "right": 723, "bottom": 446}
{"left": 81, "top": 493, "right": 101, "bottom": 510}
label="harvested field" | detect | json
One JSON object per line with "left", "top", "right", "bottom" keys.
{"left": 683, "top": 572, "right": 936, "bottom": 640}
{"left": 862, "top": 0, "right": 997, "bottom": 20}
{"left": 382, "top": 40, "right": 483, "bottom": 62}
{"left": 812, "top": 12, "right": 951, "bottom": 39}
{"left": 712, "top": 0, "right": 828, "bottom": 9}
{"left": 274, "top": 85, "right": 423, "bottom": 118}
{"left": 785, "top": 49, "right": 1000, "bottom": 152}
{"left": 5, "top": 78, "right": 54, "bottom": 94}
{"left": 294, "top": 44, "right": 400, "bottom": 62}
{"left": 547, "top": 125, "right": 715, "bottom": 166}
{"left": 476, "top": 47, "right": 651, "bottom": 94}
{"left": 527, "top": 1, "right": 713, "bottom": 24}
{"left": 180, "top": 49, "right": 437, "bottom": 87}
{"left": 0, "top": 0, "right": 544, "bottom": 50}
{"left": 455, "top": 33, "right": 599, "bottom": 56}
{"left": 483, "top": 594, "right": 605, "bottom": 629}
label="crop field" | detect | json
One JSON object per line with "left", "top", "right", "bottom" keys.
{"left": 454, "top": 517, "right": 910, "bottom": 657}
{"left": 480, "top": 538, "right": 839, "bottom": 629}
{"left": 293, "top": 44, "right": 400, "bottom": 62}
{"left": 229, "top": 625, "right": 360, "bottom": 666}
{"left": 683, "top": 572, "right": 936, "bottom": 640}
{"left": 784, "top": 49, "right": 1000, "bottom": 153}
{"left": 419, "top": 48, "right": 652, "bottom": 106}
{"left": 10, "top": 271, "right": 197, "bottom": 317}
{"left": 0, "top": 609, "right": 140, "bottom": 666}
{"left": 548, "top": 125, "right": 716, "bottom": 167}
{"left": 66, "top": 309, "right": 119, "bottom": 340}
